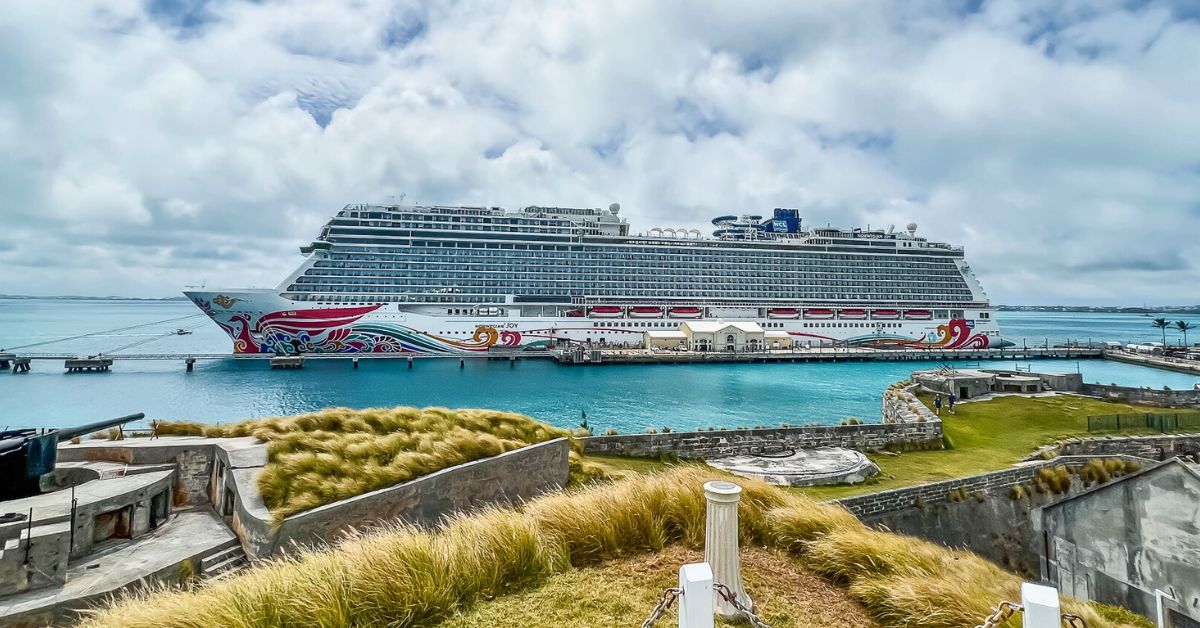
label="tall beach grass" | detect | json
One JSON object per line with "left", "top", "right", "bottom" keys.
{"left": 82, "top": 466, "right": 1142, "bottom": 628}
{"left": 155, "top": 407, "right": 572, "bottom": 519}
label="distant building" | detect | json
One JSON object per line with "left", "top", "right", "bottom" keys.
{"left": 912, "top": 368, "right": 1082, "bottom": 400}
{"left": 680, "top": 321, "right": 764, "bottom": 352}
{"left": 1039, "top": 458, "right": 1200, "bottom": 623}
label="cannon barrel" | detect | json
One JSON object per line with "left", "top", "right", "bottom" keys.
{"left": 56, "top": 413, "right": 145, "bottom": 440}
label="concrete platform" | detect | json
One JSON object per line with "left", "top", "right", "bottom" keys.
{"left": 0, "top": 509, "right": 237, "bottom": 627}
{"left": 707, "top": 447, "right": 880, "bottom": 487}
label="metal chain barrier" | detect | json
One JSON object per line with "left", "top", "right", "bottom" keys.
{"left": 713, "top": 583, "right": 772, "bottom": 628}
{"left": 1061, "top": 614, "right": 1088, "bottom": 627}
{"left": 976, "top": 601, "right": 1022, "bottom": 628}
{"left": 640, "top": 587, "right": 680, "bottom": 628}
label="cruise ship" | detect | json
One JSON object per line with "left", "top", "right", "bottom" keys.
{"left": 185, "top": 203, "right": 1004, "bottom": 355}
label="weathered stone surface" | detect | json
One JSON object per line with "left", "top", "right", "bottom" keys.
{"left": 835, "top": 454, "right": 1152, "bottom": 578}
{"left": 707, "top": 448, "right": 880, "bottom": 487}
{"left": 580, "top": 421, "right": 942, "bottom": 459}
{"left": 1040, "top": 459, "right": 1200, "bottom": 621}
{"left": 1079, "top": 383, "right": 1200, "bottom": 408}
{"left": 1056, "top": 433, "right": 1200, "bottom": 461}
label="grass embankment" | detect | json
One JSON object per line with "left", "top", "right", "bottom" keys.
{"left": 82, "top": 466, "right": 1144, "bottom": 628}
{"left": 434, "top": 544, "right": 878, "bottom": 628}
{"left": 155, "top": 407, "right": 572, "bottom": 519}
{"left": 801, "top": 393, "right": 1167, "bottom": 500}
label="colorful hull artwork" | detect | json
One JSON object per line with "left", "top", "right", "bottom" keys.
{"left": 191, "top": 293, "right": 997, "bottom": 355}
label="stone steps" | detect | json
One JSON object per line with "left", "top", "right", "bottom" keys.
{"left": 200, "top": 544, "right": 247, "bottom": 579}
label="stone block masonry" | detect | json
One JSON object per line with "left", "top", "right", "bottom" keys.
{"left": 834, "top": 454, "right": 1152, "bottom": 577}
{"left": 1079, "top": 383, "right": 1200, "bottom": 408}
{"left": 579, "top": 420, "right": 943, "bottom": 459}
{"left": 1054, "top": 433, "right": 1200, "bottom": 461}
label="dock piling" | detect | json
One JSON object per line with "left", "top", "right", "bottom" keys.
{"left": 352, "top": 357, "right": 359, "bottom": 370}
{"left": 459, "top": 358, "right": 465, "bottom": 369}
{"left": 12, "top": 357, "right": 31, "bottom": 373}
{"left": 270, "top": 356, "right": 304, "bottom": 370}
{"left": 185, "top": 357, "right": 195, "bottom": 373}
{"left": 407, "top": 356, "right": 413, "bottom": 369}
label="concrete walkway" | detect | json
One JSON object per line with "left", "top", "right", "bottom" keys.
{"left": 0, "top": 509, "right": 237, "bottom": 626}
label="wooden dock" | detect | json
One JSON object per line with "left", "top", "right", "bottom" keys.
{"left": 64, "top": 357, "right": 114, "bottom": 372}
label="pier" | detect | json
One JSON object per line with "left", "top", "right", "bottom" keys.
{"left": 554, "top": 346, "right": 1105, "bottom": 365}
{"left": 1103, "top": 349, "right": 1200, "bottom": 376}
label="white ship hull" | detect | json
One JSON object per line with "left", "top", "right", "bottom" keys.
{"left": 186, "top": 290, "right": 1005, "bottom": 355}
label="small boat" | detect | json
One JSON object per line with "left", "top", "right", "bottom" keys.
{"left": 839, "top": 309, "right": 867, "bottom": 319}
{"left": 565, "top": 309, "right": 585, "bottom": 318}
{"left": 872, "top": 309, "right": 900, "bottom": 319}
{"left": 629, "top": 306, "right": 664, "bottom": 318}
{"left": 904, "top": 309, "right": 933, "bottom": 320}
{"left": 768, "top": 308, "right": 801, "bottom": 319}
{"left": 802, "top": 308, "right": 833, "bottom": 319}
{"left": 174, "top": 329, "right": 193, "bottom": 335}
{"left": 668, "top": 306, "right": 703, "bottom": 319}
{"left": 588, "top": 306, "right": 623, "bottom": 318}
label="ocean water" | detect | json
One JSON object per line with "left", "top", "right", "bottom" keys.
{"left": 1, "top": 299, "right": 1196, "bottom": 432}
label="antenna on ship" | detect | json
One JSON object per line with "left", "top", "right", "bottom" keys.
{"left": 185, "top": 279, "right": 206, "bottom": 289}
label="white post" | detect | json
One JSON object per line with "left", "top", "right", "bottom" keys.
{"left": 678, "top": 563, "right": 714, "bottom": 628}
{"left": 704, "top": 480, "right": 751, "bottom": 618}
{"left": 1021, "top": 582, "right": 1061, "bottom": 627}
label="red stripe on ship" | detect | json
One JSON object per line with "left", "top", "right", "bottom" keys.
{"left": 256, "top": 305, "right": 382, "bottom": 333}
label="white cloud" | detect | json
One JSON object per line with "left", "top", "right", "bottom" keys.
{"left": 0, "top": 0, "right": 1197, "bottom": 305}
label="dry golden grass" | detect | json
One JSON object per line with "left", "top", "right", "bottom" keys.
{"left": 154, "top": 407, "right": 572, "bottom": 519}
{"left": 81, "top": 466, "right": 1146, "bottom": 628}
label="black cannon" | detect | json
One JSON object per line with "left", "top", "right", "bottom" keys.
{"left": 0, "top": 413, "right": 144, "bottom": 500}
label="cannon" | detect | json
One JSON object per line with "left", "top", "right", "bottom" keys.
{"left": 0, "top": 413, "right": 144, "bottom": 500}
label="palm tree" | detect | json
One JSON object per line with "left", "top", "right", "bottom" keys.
{"left": 1152, "top": 318, "right": 1170, "bottom": 345}
{"left": 1175, "top": 321, "right": 1195, "bottom": 347}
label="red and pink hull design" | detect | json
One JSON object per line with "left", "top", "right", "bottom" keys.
{"left": 187, "top": 290, "right": 999, "bottom": 354}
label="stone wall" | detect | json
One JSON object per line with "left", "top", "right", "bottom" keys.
{"left": 1080, "top": 383, "right": 1200, "bottom": 408}
{"left": 579, "top": 420, "right": 943, "bottom": 459}
{"left": 881, "top": 385, "right": 940, "bottom": 424}
{"left": 1055, "top": 433, "right": 1200, "bottom": 461}
{"left": 1041, "top": 460, "right": 1200, "bottom": 620}
{"left": 221, "top": 438, "right": 572, "bottom": 558}
{"left": 835, "top": 455, "right": 1151, "bottom": 577}
{"left": 58, "top": 438, "right": 215, "bottom": 506}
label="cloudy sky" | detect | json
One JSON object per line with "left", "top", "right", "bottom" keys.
{"left": 1, "top": 0, "right": 1198, "bottom": 305}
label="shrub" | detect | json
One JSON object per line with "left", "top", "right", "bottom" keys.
{"left": 947, "top": 487, "right": 970, "bottom": 502}
{"left": 643, "top": 428, "right": 657, "bottom": 435}
{"left": 1008, "top": 484, "right": 1027, "bottom": 501}
{"left": 1035, "top": 466, "right": 1073, "bottom": 494}
{"left": 603, "top": 428, "right": 619, "bottom": 436}
{"left": 660, "top": 426, "right": 672, "bottom": 434}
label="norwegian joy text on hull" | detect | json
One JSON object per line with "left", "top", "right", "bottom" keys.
{"left": 186, "top": 203, "right": 1005, "bottom": 355}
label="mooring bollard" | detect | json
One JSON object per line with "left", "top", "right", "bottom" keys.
{"left": 1020, "top": 582, "right": 1060, "bottom": 627}
{"left": 678, "top": 562, "right": 714, "bottom": 628}
{"left": 704, "top": 480, "right": 751, "bottom": 618}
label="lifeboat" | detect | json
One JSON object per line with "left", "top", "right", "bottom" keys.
{"left": 839, "top": 309, "right": 867, "bottom": 319}
{"left": 668, "top": 306, "right": 703, "bottom": 319}
{"left": 588, "top": 306, "right": 623, "bottom": 318}
{"left": 802, "top": 308, "right": 834, "bottom": 319}
{"left": 904, "top": 309, "right": 933, "bottom": 320}
{"left": 629, "top": 306, "right": 664, "bottom": 318}
{"left": 565, "top": 309, "right": 585, "bottom": 318}
{"left": 768, "top": 308, "right": 801, "bottom": 319}
{"left": 872, "top": 309, "right": 900, "bottom": 319}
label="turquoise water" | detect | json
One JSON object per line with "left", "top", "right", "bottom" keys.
{"left": 1, "top": 299, "right": 1196, "bottom": 432}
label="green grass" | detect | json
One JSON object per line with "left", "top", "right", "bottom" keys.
{"left": 154, "top": 407, "right": 573, "bottom": 519}
{"left": 798, "top": 393, "right": 1166, "bottom": 500}
{"left": 82, "top": 466, "right": 1144, "bottom": 628}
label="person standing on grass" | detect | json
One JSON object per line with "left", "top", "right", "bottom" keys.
{"left": 948, "top": 393, "right": 957, "bottom": 414}
{"left": 934, "top": 394, "right": 943, "bottom": 416}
